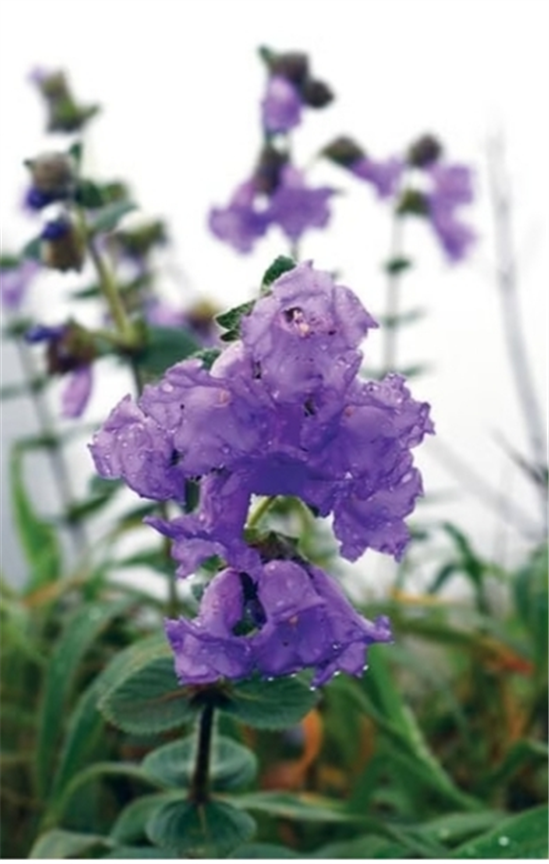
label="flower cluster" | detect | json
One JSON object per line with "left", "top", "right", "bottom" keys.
{"left": 26, "top": 323, "right": 95, "bottom": 418}
{"left": 210, "top": 49, "right": 336, "bottom": 255}
{"left": 209, "top": 157, "right": 335, "bottom": 253}
{"left": 324, "top": 133, "right": 476, "bottom": 262}
{"left": 91, "top": 261, "right": 433, "bottom": 686}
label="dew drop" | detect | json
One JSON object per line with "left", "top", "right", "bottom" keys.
{"left": 498, "top": 837, "right": 510, "bottom": 848}
{"left": 266, "top": 676, "right": 274, "bottom": 682}
{"left": 309, "top": 685, "right": 317, "bottom": 692}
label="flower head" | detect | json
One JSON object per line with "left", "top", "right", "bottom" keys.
{"left": 261, "top": 76, "right": 302, "bottom": 134}
{"left": 165, "top": 559, "right": 393, "bottom": 686}
{"left": 0, "top": 259, "right": 39, "bottom": 311}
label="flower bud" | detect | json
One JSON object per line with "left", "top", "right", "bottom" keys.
{"left": 266, "top": 50, "right": 310, "bottom": 87}
{"left": 301, "top": 78, "right": 334, "bottom": 108}
{"left": 407, "top": 134, "right": 443, "bottom": 168}
{"left": 40, "top": 216, "right": 85, "bottom": 272}
{"left": 253, "top": 145, "right": 287, "bottom": 195}
{"left": 322, "top": 136, "right": 366, "bottom": 168}
{"left": 25, "top": 151, "right": 76, "bottom": 196}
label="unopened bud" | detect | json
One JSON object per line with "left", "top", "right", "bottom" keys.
{"left": 301, "top": 79, "right": 334, "bottom": 108}
{"left": 408, "top": 134, "right": 443, "bottom": 168}
{"left": 322, "top": 136, "right": 366, "bottom": 168}
{"left": 269, "top": 51, "right": 309, "bottom": 87}
{"left": 253, "top": 145, "right": 288, "bottom": 195}
{"left": 41, "top": 217, "right": 85, "bottom": 272}
{"left": 25, "top": 151, "right": 76, "bottom": 196}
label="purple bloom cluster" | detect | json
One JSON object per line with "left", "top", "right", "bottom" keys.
{"left": 209, "top": 167, "right": 335, "bottom": 254}
{"left": 91, "top": 262, "right": 433, "bottom": 685}
{"left": 166, "top": 560, "right": 392, "bottom": 687}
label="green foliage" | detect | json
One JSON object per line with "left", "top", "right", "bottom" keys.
{"left": 216, "top": 300, "right": 255, "bottom": 341}
{"left": 261, "top": 255, "right": 296, "bottom": 288}
{"left": 137, "top": 325, "right": 200, "bottom": 376}
{"left": 145, "top": 799, "right": 256, "bottom": 857}
{"left": 451, "top": 804, "right": 548, "bottom": 858}
{"left": 220, "top": 675, "right": 319, "bottom": 729}
{"left": 9, "top": 443, "right": 63, "bottom": 589}
{"left": 98, "top": 655, "right": 198, "bottom": 735}
{"left": 142, "top": 735, "right": 258, "bottom": 790}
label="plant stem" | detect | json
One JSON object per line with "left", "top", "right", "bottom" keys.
{"left": 487, "top": 134, "right": 547, "bottom": 529}
{"left": 247, "top": 495, "right": 277, "bottom": 529}
{"left": 381, "top": 212, "right": 405, "bottom": 374}
{"left": 87, "top": 235, "right": 134, "bottom": 342}
{"left": 14, "top": 334, "right": 88, "bottom": 556}
{"left": 189, "top": 702, "right": 215, "bottom": 804}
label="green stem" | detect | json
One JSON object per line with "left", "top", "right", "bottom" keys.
{"left": 381, "top": 212, "right": 405, "bottom": 374}
{"left": 86, "top": 235, "right": 134, "bottom": 342}
{"left": 189, "top": 702, "right": 215, "bottom": 804}
{"left": 246, "top": 495, "right": 277, "bottom": 529}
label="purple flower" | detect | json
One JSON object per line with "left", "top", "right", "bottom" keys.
{"left": 90, "top": 396, "right": 183, "bottom": 499}
{"left": 91, "top": 262, "right": 433, "bottom": 568}
{"left": 240, "top": 261, "right": 376, "bottom": 402}
{"left": 267, "top": 166, "right": 335, "bottom": 242}
{"left": 261, "top": 75, "right": 302, "bottom": 134}
{"left": 425, "top": 163, "right": 476, "bottom": 262}
{"left": 0, "top": 259, "right": 39, "bottom": 311}
{"left": 429, "top": 164, "right": 474, "bottom": 207}
{"left": 165, "top": 568, "right": 254, "bottom": 684}
{"left": 351, "top": 156, "right": 403, "bottom": 199}
{"left": 61, "top": 365, "right": 93, "bottom": 419}
{"left": 26, "top": 322, "right": 94, "bottom": 418}
{"left": 429, "top": 205, "right": 476, "bottom": 262}
{"left": 209, "top": 180, "right": 269, "bottom": 254}
{"left": 165, "top": 559, "right": 393, "bottom": 686}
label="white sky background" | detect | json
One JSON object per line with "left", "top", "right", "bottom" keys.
{"left": 1, "top": 0, "right": 548, "bottom": 590}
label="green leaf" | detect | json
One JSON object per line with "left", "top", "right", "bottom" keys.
{"left": 377, "top": 306, "right": 426, "bottom": 329}
{"left": 146, "top": 799, "right": 256, "bottom": 856}
{"left": 192, "top": 347, "right": 222, "bottom": 370}
{"left": 75, "top": 178, "right": 105, "bottom": 208}
{"left": 482, "top": 740, "right": 549, "bottom": 792}
{"left": 231, "top": 791, "right": 359, "bottom": 823}
{"left": 10, "top": 444, "right": 62, "bottom": 589}
{"left": 29, "top": 829, "right": 110, "bottom": 859}
{"left": 215, "top": 300, "right": 255, "bottom": 341}
{"left": 89, "top": 200, "right": 136, "bottom": 234}
{"left": 110, "top": 792, "right": 179, "bottom": 843}
{"left": 21, "top": 235, "right": 42, "bottom": 262}
{"left": 142, "top": 735, "right": 257, "bottom": 791}
{"left": 50, "top": 634, "right": 174, "bottom": 805}
{"left": 309, "top": 835, "right": 408, "bottom": 859}
{"left": 451, "top": 805, "right": 548, "bottom": 858}
{"left": 419, "top": 810, "right": 506, "bottom": 848}
{"left": 261, "top": 255, "right": 296, "bottom": 288}
{"left": 0, "top": 377, "right": 47, "bottom": 400}
{"left": 102, "top": 846, "right": 177, "bottom": 859}
{"left": 36, "top": 598, "right": 133, "bottom": 798}
{"left": 138, "top": 325, "right": 200, "bottom": 376}
{"left": 229, "top": 843, "right": 299, "bottom": 858}
{"left": 514, "top": 544, "right": 548, "bottom": 676}
{"left": 384, "top": 255, "right": 413, "bottom": 275}
{"left": 342, "top": 649, "right": 480, "bottom": 811}
{"left": 99, "top": 656, "right": 197, "bottom": 735}
{"left": 220, "top": 675, "right": 318, "bottom": 729}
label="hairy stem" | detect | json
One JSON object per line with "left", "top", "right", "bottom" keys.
{"left": 381, "top": 212, "right": 405, "bottom": 374}
{"left": 189, "top": 702, "right": 215, "bottom": 804}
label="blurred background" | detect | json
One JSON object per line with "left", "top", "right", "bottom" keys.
{"left": 1, "top": 0, "right": 548, "bottom": 588}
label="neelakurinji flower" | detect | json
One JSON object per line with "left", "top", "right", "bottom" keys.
{"left": 90, "top": 261, "right": 433, "bottom": 573}
{"left": 26, "top": 322, "right": 94, "bottom": 418}
{"left": 261, "top": 75, "right": 302, "bottom": 134}
{"left": 209, "top": 167, "right": 335, "bottom": 254}
{"left": 165, "top": 559, "right": 393, "bottom": 686}
{"left": 0, "top": 259, "right": 39, "bottom": 311}
{"left": 426, "top": 163, "right": 476, "bottom": 262}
